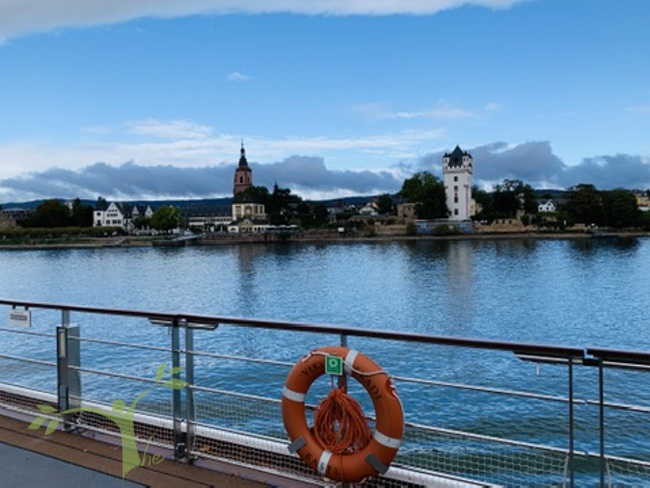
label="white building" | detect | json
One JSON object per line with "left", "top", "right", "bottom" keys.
{"left": 443, "top": 146, "right": 473, "bottom": 220}
{"left": 359, "top": 202, "right": 379, "bottom": 216}
{"left": 538, "top": 200, "right": 557, "bottom": 213}
{"left": 229, "top": 199, "right": 268, "bottom": 233}
{"left": 93, "top": 202, "right": 153, "bottom": 230}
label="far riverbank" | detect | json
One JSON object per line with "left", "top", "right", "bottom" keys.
{"left": 1, "top": 229, "right": 648, "bottom": 251}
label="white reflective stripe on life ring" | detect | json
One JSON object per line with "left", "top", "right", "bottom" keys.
{"left": 317, "top": 449, "right": 333, "bottom": 475}
{"left": 373, "top": 429, "right": 401, "bottom": 449}
{"left": 282, "top": 386, "right": 305, "bottom": 403}
{"left": 344, "top": 349, "right": 359, "bottom": 374}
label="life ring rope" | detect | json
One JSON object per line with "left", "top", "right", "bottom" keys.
{"left": 282, "top": 346, "right": 404, "bottom": 483}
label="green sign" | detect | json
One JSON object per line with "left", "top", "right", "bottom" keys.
{"left": 325, "top": 355, "right": 343, "bottom": 376}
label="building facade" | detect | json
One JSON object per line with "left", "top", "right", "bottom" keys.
{"left": 233, "top": 142, "right": 253, "bottom": 196}
{"left": 93, "top": 202, "right": 153, "bottom": 230}
{"left": 229, "top": 143, "right": 269, "bottom": 233}
{"left": 443, "top": 146, "right": 473, "bottom": 221}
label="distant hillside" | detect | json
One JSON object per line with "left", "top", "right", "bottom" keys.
{"left": 1, "top": 197, "right": 233, "bottom": 214}
{"left": 1, "top": 191, "right": 569, "bottom": 214}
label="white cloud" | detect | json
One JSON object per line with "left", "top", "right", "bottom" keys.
{"left": 0, "top": 0, "right": 526, "bottom": 42}
{"left": 80, "top": 125, "right": 113, "bottom": 135}
{"left": 352, "top": 100, "right": 497, "bottom": 121}
{"left": 0, "top": 123, "right": 445, "bottom": 183}
{"left": 126, "top": 119, "right": 213, "bottom": 140}
{"left": 227, "top": 71, "right": 252, "bottom": 82}
{"left": 484, "top": 102, "right": 503, "bottom": 112}
{"left": 625, "top": 105, "right": 650, "bottom": 115}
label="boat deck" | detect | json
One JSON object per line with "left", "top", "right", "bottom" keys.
{"left": 0, "top": 413, "right": 304, "bottom": 488}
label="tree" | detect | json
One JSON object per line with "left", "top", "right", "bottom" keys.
{"left": 234, "top": 185, "right": 270, "bottom": 205}
{"left": 601, "top": 189, "right": 639, "bottom": 228}
{"left": 24, "top": 199, "right": 72, "bottom": 228}
{"left": 565, "top": 184, "right": 603, "bottom": 225}
{"left": 492, "top": 179, "right": 537, "bottom": 217}
{"left": 399, "top": 172, "right": 448, "bottom": 219}
{"left": 70, "top": 198, "right": 93, "bottom": 227}
{"left": 375, "top": 194, "right": 396, "bottom": 215}
{"left": 472, "top": 185, "right": 493, "bottom": 220}
{"left": 132, "top": 216, "right": 152, "bottom": 230}
{"left": 151, "top": 206, "right": 183, "bottom": 232}
{"left": 267, "top": 184, "right": 302, "bottom": 225}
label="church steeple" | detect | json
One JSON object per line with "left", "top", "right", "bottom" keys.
{"left": 233, "top": 140, "right": 253, "bottom": 196}
{"left": 238, "top": 139, "right": 248, "bottom": 168}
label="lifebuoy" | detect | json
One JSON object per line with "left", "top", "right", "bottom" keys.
{"left": 282, "top": 346, "right": 404, "bottom": 482}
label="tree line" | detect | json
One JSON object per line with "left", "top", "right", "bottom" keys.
{"left": 4, "top": 177, "right": 649, "bottom": 231}
{"left": 398, "top": 172, "right": 649, "bottom": 229}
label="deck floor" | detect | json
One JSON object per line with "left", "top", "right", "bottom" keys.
{"left": 0, "top": 413, "right": 272, "bottom": 488}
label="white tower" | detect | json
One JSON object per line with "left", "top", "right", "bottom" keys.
{"left": 443, "top": 146, "right": 473, "bottom": 220}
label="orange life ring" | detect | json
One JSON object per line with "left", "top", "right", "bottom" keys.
{"left": 282, "top": 346, "right": 404, "bottom": 482}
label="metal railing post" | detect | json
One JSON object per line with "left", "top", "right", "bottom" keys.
{"left": 568, "top": 358, "right": 575, "bottom": 488}
{"left": 171, "top": 318, "right": 186, "bottom": 460}
{"left": 599, "top": 359, "right": 606, "bottom": 487}
{"left": 185, "top": 326, "right": 196, "bottom": 462}
{"left": 56, "top": 309, "right": 81, "bottom": 431}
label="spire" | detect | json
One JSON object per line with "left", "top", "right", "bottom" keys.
{"left": 239, "top": 139, "right": 248, "bottom": 168}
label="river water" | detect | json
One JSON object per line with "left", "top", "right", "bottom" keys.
{"left": 1, "top": 237, "right": 649, "bottom": 485}
{"left": 2, "top": 237, "right": 649, "bottom": 348}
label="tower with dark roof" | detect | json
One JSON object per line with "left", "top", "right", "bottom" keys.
{"left": 233, "top": 141, "right": 253, "bottom": 196}
{"left": 442, "top": 145, "right": 473, "bottom": 220}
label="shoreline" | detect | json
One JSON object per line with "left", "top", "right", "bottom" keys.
{"left": 0, "top": 230, "right": 648, "bottom": 250}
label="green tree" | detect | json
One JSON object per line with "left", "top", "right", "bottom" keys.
{"left": 132, "top": 216, "right": 152, "bottom": 230}
{"left": 375, "top": 193, "right": 396, "bottom": 215}
{"left": 151, "top": 206, "right": 183, "bottom": 232}
{"left": 234, "top": 185, "right": 270, "bottom": 205}
{"left": 24, "top": 199, "right": 72, "bottom": 228}
{"left": 267, "top": 184, "right": 302, "bottom": 225}
{"left": 399, "top": 172, "right": 448, "bottom": 219}
{"left": 70, "top": 198, "right": 94, "bottom": 227}
{"left": 311, "top": 203, "right": 330, "bottom": 228}
{"left": 472, "top": 185, "right": 493, "bottom": 220}
{"left": 492, "top": 179, "right": 537, "bottom": 217}
{"left": 601, "top": 189, "right": 639, "bottom": 228}
{"left": 565, "top": 184, "right": 603, "bottom": 225}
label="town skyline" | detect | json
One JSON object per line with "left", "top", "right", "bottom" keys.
{"left": 1, "top": 0, "right": 649, "bottom": 203}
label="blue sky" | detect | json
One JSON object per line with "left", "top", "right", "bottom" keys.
{"left": 1, "top": 0, "right": 649, "bottom": 203}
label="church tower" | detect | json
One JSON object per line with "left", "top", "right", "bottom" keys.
{"left": 443, "top": 146, "right": 473, "bottom": 220}
{"left": 233, "top": 141, "right": 253, "bottom": 196}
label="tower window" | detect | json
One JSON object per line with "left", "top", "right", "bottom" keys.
{"left": 454, "top": 176, "right": 458, "bottom": 182}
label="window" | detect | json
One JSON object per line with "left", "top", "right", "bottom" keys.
{"left": 454, "top": 209, "right": 459, "bottom": 215}
{"left": 454, "top": 176, "right": 458, "bottom": 182}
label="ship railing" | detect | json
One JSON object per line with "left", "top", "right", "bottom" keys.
{"left": 0, "top": 298, "right": 649, "bottom": 487}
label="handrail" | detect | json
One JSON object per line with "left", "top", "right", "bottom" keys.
{"left": 0, "top": 298, "right": 585, "bottom": 358}
{"left": 587, "top": 347, "right": 650, "bottom": 365}
{"left": 2, "top": 297, "right": 650, "bottom": 486}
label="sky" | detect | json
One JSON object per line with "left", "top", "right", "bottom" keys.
{"left": 1, "top": 0, "right": 650, "bottom": 203}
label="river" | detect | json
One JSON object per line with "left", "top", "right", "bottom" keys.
{"left": 2, "top": 237, "right": 649, "bottom": 349}
{"left": 1, "top": 237, "right": 649, "bottom": 485}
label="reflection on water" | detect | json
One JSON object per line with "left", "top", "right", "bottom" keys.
{"left": 2, "top": 238, "right": 650, "bottom": 485}
{"left": 1, "top": 237, "right": 649, "bottom": 348}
